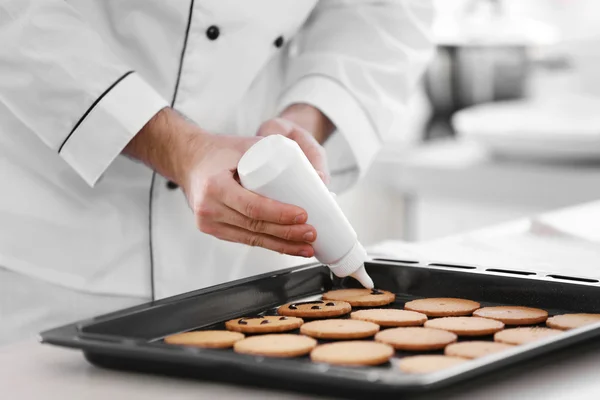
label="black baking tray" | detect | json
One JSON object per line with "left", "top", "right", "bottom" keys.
{"left": 40, "top": 259, "right": 600, "bottom": 398}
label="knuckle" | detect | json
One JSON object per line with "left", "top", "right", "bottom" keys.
{"left": 247, "top": 218, "right": 265, "bottom": 233}
{"left": 244, "top": 201, "right": 260, "bottom": 220}
{"left": 283, "top": 226, "right": 295, "bottom": 241}
{"left": 247, "top": 235, "right": 263, "bottom": 248}
{"left": 202, "top": 176, "right": 220, "bottom": 197}
{"left": 260, "top": 118, "right": 293, "bottom": 135}
{"left": 194, "top": 201, "right": 213, "bottom": 219}
{"left": 258, "top": 120, "right": 277, "bottom": 134}
{"left": 277, "top": 211, "right": 289, "bottom": 225}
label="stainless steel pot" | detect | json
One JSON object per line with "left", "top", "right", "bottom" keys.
{"left": 424, "top": 44, "right": 528, "bottom": 118}
{"left": 422, "top": 0, "right": 562, "bottom": 139}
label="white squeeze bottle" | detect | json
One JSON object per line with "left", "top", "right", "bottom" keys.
{"left": 237, "top": 134, "right": 374, "bottom": 289}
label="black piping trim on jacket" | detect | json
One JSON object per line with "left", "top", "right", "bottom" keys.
{"left": 148, "top": 0, "right": 195, "bottom": 301}
{"left": 171, "top": 0, "right": 195, "bottom": 108}
{"left": 58, "top": 70, "right": 134, "bottom": 153}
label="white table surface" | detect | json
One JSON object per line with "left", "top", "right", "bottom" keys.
{"left": 370, "top": 139, "right": 600, "bottom": 209}
{"left": 3, "top": 336, "right": 600, "bottom": 399}
{"left": 369, "top": 201, "right": 600, "bottom": 280}
{"left": 3, "top": 202, "right": 600, "bottom": 399}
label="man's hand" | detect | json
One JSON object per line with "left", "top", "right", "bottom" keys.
{"left": 124, "top": 108, "right": 316, "bottom": 257}
{"left": 258, "top": 103, "right": 335, "bottom": 184}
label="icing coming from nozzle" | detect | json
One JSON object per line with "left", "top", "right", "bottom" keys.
{"left": 350, "top": 265, "right": 374, "bottom": 289}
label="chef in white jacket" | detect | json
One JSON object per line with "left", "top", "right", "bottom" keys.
{"left": 0, "top": 0, "right": 433, "bottom": 343}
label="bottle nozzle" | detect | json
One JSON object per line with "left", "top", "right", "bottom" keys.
{"left": 328, "top": 242, "right": 374, "bottom": 289}
{"left": 350, "top": 265, "right": 374, "bottom": 289}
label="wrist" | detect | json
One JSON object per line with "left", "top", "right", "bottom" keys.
{"left": 124, "top": 107, "right": 212, "bottom": 187}
{"left": 279, "top": 103, "right": 335, "bottom": 144}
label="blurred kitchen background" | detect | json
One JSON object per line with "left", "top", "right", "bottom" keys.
{"left": 337, "top": 0, "right": 600, "bottom": 245}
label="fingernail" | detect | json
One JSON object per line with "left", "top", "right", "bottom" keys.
{"left": 298, "top": 250, "right": 310, "bottom": 257}
{"left": 294, "top": 214, "right": 306, "bottom": 224}
{"left": 303, "top": 232, "right": 315, "bottom": 242}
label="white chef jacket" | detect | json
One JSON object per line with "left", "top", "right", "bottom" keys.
{"left": 0, "top": 0, "right": 433, "bottom": 308}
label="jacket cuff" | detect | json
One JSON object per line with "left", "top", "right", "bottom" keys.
{"left": 59, "top": 72, "right": 169, "bottom": 186}
{"left": 277, "top": 76, "right": 381, "bottom": 176}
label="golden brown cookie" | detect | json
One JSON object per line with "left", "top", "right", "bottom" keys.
{"left": 225, "top": 315, "right": 303, "bottom": 334}
{"left": 445, "top": 341, "right": 514, "bottom": 359}
{"left": 164, "top": 330, "right": 245, "bottom": 348}
{"left": 233, "top": 334, "right": 317, "bottom": 357}
{"left": 350, "top": 309, "right": 427, "bottom": 327}
{"left": 322, "top": 288, "right": 395, "bottom": 307}
{"left": 404, "top": 298, "right": 480, "bottom": 317}
{"left": 398, "top": 355, "right": 467, "bottom": 374}
{"left": 546, "top": 313, "right": 600, "bottom": 330}
{"left": 494, "top": 327, "right": 562, "bottom": 345}
{"left": 300, "top": 319, "right": 380, "bottom": 339}
{"left": 310, "top": 341, "right": 395, "bottom": 366}
{"left": 474, "top": 306, "right": 548, "bottom": 325}
{"left": 424, "top": 317, "right": 504, "bottom": 336}
{"left": 374, "top": 327, "right": 457, "bottom": 351}
{"left": 278, "top": 300, "right": 351, "bottom": 318}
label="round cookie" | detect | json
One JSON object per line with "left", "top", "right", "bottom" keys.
{"left": 445, "top": 341, "right": 514, "bottom": 359}
{"left": 404, "top": 298, "right": 480, "bottom": 317}
{"left": 424, "top": 317, "right": 504, "bottom": 336}
{"left": 278, "top": 300, "right": 351, "bottom": 318}
{"left": 300, "top": 319, "right": 380, "bottom": 339}
{"left": 225, "top": 316, "right": 303, "bottom": 334}
{"left": 233, "top": 334, "right": 317, "bottom": 357}
{"left": 375, "top": 327, "right": 457, "bottom": 351}
{"left": 474, "top": 306, "right": 548, "bottom": 325}
{"left": 351, "top": 309, "right": 427, "bottom": 327}
{"left": 322, "top": 289, "right": 395, "bottom": 307}
{"left": 310, "top": 341, "right": 395, "bottom": 366}
{"left": 398, "top": 355, "right": 467, "bottom": 374}
{"left": 546, "top": 313, "right": 600, "bottom": 330}
{"left": 164, "top": 330, "right": 244, "bottom": 348}
{"left": 494, "top": 327, "right": 562, "bottom": 345}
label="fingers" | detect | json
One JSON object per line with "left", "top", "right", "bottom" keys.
{"left": 219, "top": 174, "right": 308, "bottom": 224}
{"left": 257, "top": 118, "right": 330, "bottom": 184}
{"left": 256, "top": 118, "right": 294, "bottom": 138}
{"left": 217, "top": 204, "right": 317, "bottom": 243}
{"left": 206, "top": 222, "right": 315, "bottom": 257}
{"left": 286, "top": 127, "right": 329, "bottom": 181}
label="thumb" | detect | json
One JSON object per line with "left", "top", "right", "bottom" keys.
{"left": 256, "top": 118, "right": 294, "bottom": 138}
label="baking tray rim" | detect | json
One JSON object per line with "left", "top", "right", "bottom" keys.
{"left": 39, "top": 258, "right": 600, "bottom": 392}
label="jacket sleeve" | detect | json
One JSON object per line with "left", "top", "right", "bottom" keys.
{"left": 278, "top": 0, "right": 434, "bottom": 181}
{"left": 0, "top": 0, "right": 169, "bottom": 186}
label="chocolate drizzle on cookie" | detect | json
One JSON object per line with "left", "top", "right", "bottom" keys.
{"left": 325, "top": 302, "right": 335, "bottom": 306}
{"left": 288, "top": 300, "right": 324, "bottom": 310}
{"left": 311, "top": 305, "right": 321, "bottom": 310}
{"left": 260, "top": 320, "right": 270, "bottom": 325}
{"left": 237, "top": 316, "right": 265, "bottom": 325}
{"left": 371, "top": 289, "right": 384, "bottom": 295}
{"left": 279, "top": 316, "right": 288, "bottom": 320}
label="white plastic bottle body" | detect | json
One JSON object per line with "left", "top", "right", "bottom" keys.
{"left": 237, "top": 135, "right": 373, "bottom": 288}
{"left": 241, "top": 149, "right": 355, "bottom": 263}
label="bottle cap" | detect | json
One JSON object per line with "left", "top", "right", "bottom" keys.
{"left": 328, "top": 241, "right": 371, "bottom": 285}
